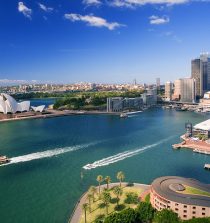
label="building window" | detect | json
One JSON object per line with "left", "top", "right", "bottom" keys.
{"left": 184, "top": 205, "right": 187, "bottom": 208}
{"left": 193, "top": 207, "right": 196, "bottom": 209}
{"left": 202, "top": 208, "right": 206, "bottom": 210}
{"left": 192, "top": 211, "right": 196, "bottom": 214}
{"left": 202, "top": 213, "right": 205, "bottom": 216}
{"left": 175, "top": 208, "right": 179, "bottom": 211}
{"left": 184, "top": 210, "right": 187, "bottom": 213}
{"left": 175, "top": 203, "right": 179, "bottom": 206}
{"left": 183, "top": 215, "right": 187, "bottom": 218}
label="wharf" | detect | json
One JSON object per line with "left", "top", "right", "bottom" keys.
{"left": 172, "top": 136, "right": 210, "bottom": 154}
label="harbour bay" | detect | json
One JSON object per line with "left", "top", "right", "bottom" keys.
{"left": 0, "top": 108, "right": 210, "bottom": 223}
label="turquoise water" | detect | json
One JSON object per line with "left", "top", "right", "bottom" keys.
{"left": 0, "top": 109, "right": 210, "bottom": 223}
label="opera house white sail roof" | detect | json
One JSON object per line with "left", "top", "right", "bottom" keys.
{"left": 0, "top": 93, "right": 30, "bottom": 114}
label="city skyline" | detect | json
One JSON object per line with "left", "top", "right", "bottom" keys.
{"left": 1, "top": 1, "right": 210, "bottom": 83}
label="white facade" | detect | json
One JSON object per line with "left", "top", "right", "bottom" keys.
{"left": 0, "top": 93, "right": 30, "bottom": 114}
{"left": 180, "top": 78, "right": 196, "bottom": 103}
{"left": 31, "top": 105, "right": 45, "bottom": 112}
{"left": 204, "top": 91, "right": 210, "bottom": 99}
{"left": 165, "top": 81, "right": 173, "bottom": 101}
{"left": 173, "top": 79, "right": 182, "bottom": 100}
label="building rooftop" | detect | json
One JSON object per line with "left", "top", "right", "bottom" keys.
{"left": 194, "top": 119, "right": 210, "bottom": 131}
{"left": 152, "top": 176, "right": 210, "bottom": 207}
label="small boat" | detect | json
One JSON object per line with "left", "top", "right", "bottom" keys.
{"left": 126, "top": 111, "right": 143, "bottom": 115}
{"left": 120, "top": 113, "right": 128, "bottom": 118}
{"left": 84, "top": 164, "right": 94, "bottom": 170}
{"left": 175, "top": 107, "right": 187, "bottom": 111}
{"left": 0, "top": 155, "right": 10, "bottom": 165}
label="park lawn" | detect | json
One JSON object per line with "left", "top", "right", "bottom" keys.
{"left": 180, "top": 185, "right": 210, "bottom": 197}
{"left": 79, "top": 185, "right": 144, "bottom": 223}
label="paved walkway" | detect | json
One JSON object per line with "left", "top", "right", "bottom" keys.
{"left": 69, "top": 182, "right": 150, "bottom": 223}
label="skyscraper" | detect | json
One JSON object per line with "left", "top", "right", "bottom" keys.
{"left": 180, "top": 78, "right": 196, "bottom": 103}
{"left": 165, "top": 81, "right": 173, "bottom": 101}
{"left": 173, "top": 79, "right": 181, "bottom": 100}
{"left": 191, "top": 53, "right": 210, "bottom": 97}
{"left": 156, "top": 78, "right": 160, "bottom": 90}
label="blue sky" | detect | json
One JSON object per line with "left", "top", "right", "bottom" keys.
{"left": 1, "top": 0, "right": 210, "bottom": 84}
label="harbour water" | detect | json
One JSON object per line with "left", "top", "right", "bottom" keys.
{"left": 1, "top": 108, "right": 210, "bottom": 223}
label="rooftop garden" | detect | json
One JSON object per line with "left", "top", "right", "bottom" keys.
{"left": 179, "top": 185, "right": 210, "bottom": 197}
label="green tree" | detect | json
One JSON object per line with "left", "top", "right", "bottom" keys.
{"left": 124, "top": 192, "right": 139, "bottom": 204}
{"left": 136, "top": 202, "right": 155, "bottom": 223}
{"left": 113, "top": 186, "right": 123, "bottom": 207}
{"left": 89, "top": 186, "right": 97, "bottom": 202}
{"left": 104, "top": 208, "right": 137, "bottom": 223}
{"left": 87, "top": 193, "right": 92, "bottom": 212}
{"left": 117, "top": 171, "right": 125, "bottom": 187}
{"left": 153, "top": 209, "right": 180, "bottom": 223}
{"left": 102, "top": 191, "right": 111, "bottom": 215}
{"left": 97, "top": 175, "right": 104, "bottom": 194}
{"left": 104, "top": 176, "right": 111, "bottom": 189}
{"left": 82, "top": 203, "right": 89, "bottom": 223}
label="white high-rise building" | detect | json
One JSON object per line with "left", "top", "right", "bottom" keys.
{"left": 165, "top": 81, "right": 173, "bottom": 101}
{"left": 173, "top": 79, "right": 182, "bottom": 100}
{"left": 180, "top": 78, "right": 196, "bottom": 103}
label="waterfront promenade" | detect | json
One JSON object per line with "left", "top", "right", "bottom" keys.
{"left": 0, "top": 110, "right": 120, "bottom": 123}
{"left": 69, "top": 182, "right": 150, "bottom": 223}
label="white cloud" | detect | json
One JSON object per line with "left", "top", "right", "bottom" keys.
{"left": 110, "top": 0, "right": 189, "bottom": 7}
{"left": 149, "top": 15, "right": 170, "bottom": 24}
{"left": 38, "top": 3, "right": 53, "bottom": 12}
{"left": 18, "top": 2, "right": 32, "bottom": 19}
{"left": 83, "top": 0, "right": 102, "bottom": 6}
{"left": 64, "top": 13, "right": 125, "bottom": 30}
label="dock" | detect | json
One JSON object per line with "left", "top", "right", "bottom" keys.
{"left": 204, "top": 164, "right": 210, "bottom": 170}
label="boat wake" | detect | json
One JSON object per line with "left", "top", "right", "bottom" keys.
{"left": 2, "top": 142, "right": 97, "bottom": 166}
{"left": 83, "top": 137, "right": 173, "bottom": 170}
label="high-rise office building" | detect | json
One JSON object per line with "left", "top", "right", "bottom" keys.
{"left": 165, "top": 81, "right": 173, "bottom": 101}
{"left": 180, "top": 78, "right": 196, "bottom": 103}
{"left": 173, "top": 79, "right": 181, "bottom": 100}
{"left": 191, "top": 53, "right": 210, "bottom": 97}
{"left": 156, "top": 78, "right": 160, "bottom": 90}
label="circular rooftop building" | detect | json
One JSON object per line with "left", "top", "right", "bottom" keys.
{"left": 150, "top": 176, "right": 210, "bottom": 220}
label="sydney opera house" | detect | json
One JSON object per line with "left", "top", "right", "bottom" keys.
{"left": 0, "top": 93, "right": 45, "bottom": 114}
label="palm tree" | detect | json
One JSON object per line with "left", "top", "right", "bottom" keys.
{"left": 89, "top": 186, "right": 97, "bottom": 202}
{"left": 104, "top": 176, "right": 111, "bottom": 189}
{"left": 96, "top": 175, "right": 103, "bottom": 194}
{"left": 102, "top": 191, "right": 111, "bottom": 215}
{"left": 82, "top": 203, "right": 89, "bottom": 223}
{"left": 117, "top": 171, "right": 125, "bottom": 187}
{"left": 87, "top": 193, "right": 92, "bottom": 212}
{"left": 113, "top": 186, "right": 123, "bottom": 206}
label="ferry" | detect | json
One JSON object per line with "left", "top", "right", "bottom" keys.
{"left": 126, "top": 111, "right": 143, "bottom": 115}
{"left": 0, "top": 155, "right": 10, "bottom": 165}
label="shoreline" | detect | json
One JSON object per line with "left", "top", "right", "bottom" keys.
{"left": 69, "top": 182, "right": 150, "bottom": 223}
{"left": 0, "top": 110, "right": 122, "bottom": 123}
